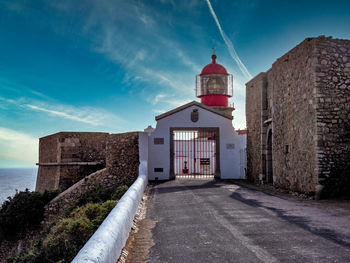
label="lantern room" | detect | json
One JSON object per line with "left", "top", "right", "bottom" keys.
{"left": 196, "top": 54, "right": 233, "bottom": 107}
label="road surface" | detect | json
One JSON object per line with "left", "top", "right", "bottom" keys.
{"left": 126, "top": 179, "right": 350, "bottom": 263}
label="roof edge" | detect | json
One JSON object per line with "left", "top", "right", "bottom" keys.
{"left": 155, "top": 100, "right": 233, "bottom": 121}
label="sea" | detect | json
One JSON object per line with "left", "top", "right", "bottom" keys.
{"left": 0, "top": 168, "right": 38, "bottom": 206}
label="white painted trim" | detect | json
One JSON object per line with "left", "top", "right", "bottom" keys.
{"left": 71, "top": 160, "right": 148, "bottom": 263}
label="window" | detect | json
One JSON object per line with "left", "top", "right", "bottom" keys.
{"left": 154, "top": 138, "right": 164, "bottom": 145}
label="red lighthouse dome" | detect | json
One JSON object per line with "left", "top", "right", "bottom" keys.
{"left": 196, "top": 54, "right": 233, "bottom": 107}
{"left": 200, "top": 54, "right": 228, "bottom": 75}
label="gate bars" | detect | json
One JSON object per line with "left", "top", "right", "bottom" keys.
{"left": 172, "top": 129, "right": 217, "bottom": 177}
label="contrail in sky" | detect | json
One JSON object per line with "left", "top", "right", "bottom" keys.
{"left": 205, "top": 0, "right": 252, "bottom": 80}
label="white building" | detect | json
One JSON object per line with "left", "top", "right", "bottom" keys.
{"left": 145, "top": 54, "right": 246, "bottom": 180}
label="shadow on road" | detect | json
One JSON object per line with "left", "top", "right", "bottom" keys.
{"left": 149, "top": 179, "right": 350, "bottom": 249}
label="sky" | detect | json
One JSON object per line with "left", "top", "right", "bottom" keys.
{"left": 0, "top": 0, "right": 349, "bottom": 168}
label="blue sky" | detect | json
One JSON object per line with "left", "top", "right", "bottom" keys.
{"left": 0, "top": 0, "right": 349, "bottom": 167}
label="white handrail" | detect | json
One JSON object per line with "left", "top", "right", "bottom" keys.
{"left": 71, "top": 161, "right": 148, "bottom": 263}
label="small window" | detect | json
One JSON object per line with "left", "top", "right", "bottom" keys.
{"left": 285, "top": 145, "right": 289, "bottom": 154}
{"left": 154, "top": 168, "right": 163, "bottom": 172}
{"left": 226, "top": 143, "right": 235, "bottom": 149}
{"left": 154, "top": 138, "right": 164, "bottom": 145}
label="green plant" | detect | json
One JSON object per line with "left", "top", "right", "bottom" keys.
{"left": 43, "top": 200, "right": 116, "bottom": 262}
{"left": 111, "top": 185, "right": 129, "bottom": 200}
{"left": 75, "top": 185, "right": 114, "bottom": 206}
{"left": 7, "top": 200, "right": 116, "bottom": 263}
{"left": 0, "top": 189, "right": 59, "bottom": 237}
{"left": 4, "top": 185, "right": 128, "bottom": 262}
{"left": 64, "top": 185, "right": 128, "bottom": 216}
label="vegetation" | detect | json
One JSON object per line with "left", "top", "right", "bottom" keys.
{"left": 0, "top": 189, "right": 59, "bottom": 237}
{"left": 6, "top": 185, "right": 129, "bottom": 263}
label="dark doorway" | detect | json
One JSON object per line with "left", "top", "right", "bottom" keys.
{"left": 170, "top": 128, "right": 220, "bottom": 178}
{"left": 266, "top": 129, "right": 273, "bottom": 183}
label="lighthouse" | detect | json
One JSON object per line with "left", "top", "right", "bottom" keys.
{"left": 145, "top": 51, "right": 246, "bottom": 181}
{"left": 196, "top": 54, "right": 234, "bottom": 117}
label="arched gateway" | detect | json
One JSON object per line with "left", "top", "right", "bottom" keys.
{"left": 146, "top": 54, "right": 246, "bottom": 180}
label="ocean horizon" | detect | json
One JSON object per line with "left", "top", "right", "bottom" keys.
{"left": 0, "top": 168, "right": 38, "bottom": 205}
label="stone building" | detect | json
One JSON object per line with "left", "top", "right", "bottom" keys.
{"left": 246, "top": 36, "right": 350, "bottom": 196}
{"left": 147, "top": 54, "right": 246, "bottom": 180}
{"left": 36, "top": 132, "right": 140, "bottom": 192}
{"left": 36, "top": 53, "right": 247, "bottom": 192}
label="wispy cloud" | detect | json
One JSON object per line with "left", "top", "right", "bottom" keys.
{"left": 148, "top": 91, "right": 192, "bottom": 114}
{"left": 25, "top": 104, "right": 101, "bottom": 126}
{"left": 149, "top": 93, "right": 167, "bottom": 105}
{"left": 0, "top": 94, "right": 124, "bottom": 128}
{"left": 205, "top": 0, "right": 252, "bottom": 80}
{"left": 0, "top": 127, "right": 38, "bottom": 164}
{"left": 152, "top": 108, "right": 167, "bottom": 114}
{"left": 138, "top": 13, "right": 155, "bottom": 27}
{"left": 81, "top": 1, "right": 199, "bottom": 103}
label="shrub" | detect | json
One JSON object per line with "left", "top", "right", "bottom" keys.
{"left": 5, "top": 185, "right": 128, "bottom": 262}
{"left": 76, "top": 185, "right": 114, "bottom": 206}
{"left": 43, "top": 200, "right": 116, "bottom": 262}
{"left": 7, "top": 200, "right": 116, "bottom": 263}
{"left": 64, "top": 185, "right": 128, "bottom": 216}
{"left": 111, "top": 185, "right": 129, "bottom": 200}
{"left": 0, "top": 189, "right": 59, "bottom": 237}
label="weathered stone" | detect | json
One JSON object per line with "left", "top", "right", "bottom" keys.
{"left": 37, "top": 131, "right": 139, "bottom": 194}
{"left": 246, "top": 36, "right": 350, "bottom": 196}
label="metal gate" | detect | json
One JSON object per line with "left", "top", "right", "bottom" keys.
{"left": 171, "top": 129, "right": 217, "bottom": 178}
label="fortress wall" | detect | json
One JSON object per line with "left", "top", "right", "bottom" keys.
{"left": 106, "top": 132, "right": 139, "bottom": 186}
{"left": 57, "top": 132, "right": 108, "bottom": 190}
{"left": 246, "top": 37, "right": 320, "bottom": 193}
{"left": 267, "top": 37, "right": 319, "bottom": 193}
{"left": 36, "top": 133, "right": 60, "bottom": 192}
{"left": 246, "top": 73, "right": 266, "bottom": 182}
{"left": 36, "top": 132, "right": 108, "bottom": 192}
{"left": 45, "top": 132, "right": 140, "bottom": 216}
{"left": 313, "top": 37, "right": 350, "bottom": 186}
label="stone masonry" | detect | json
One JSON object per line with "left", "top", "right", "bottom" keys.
{"left": 42, "top": 132, "right": 139, "bottom": 216}
{"left": 246, "top": 36, "right": 350, "bottom": 196}
{"left": 36, "top": 132, "right": 139, "bottom": 193}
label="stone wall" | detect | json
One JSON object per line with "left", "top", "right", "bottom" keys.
{"left": 36, "top": 133, "right": 61, "bottom": 192}
{"left": 106, "top": 132, "right": 140, "bottom": 185}
{"left": 246, "top": 36, "right": 350, "bottom": 196}
{"left": 246, "top": 73, "right": 266, "bottom": 182}
{"left": 268, "top": 38, "right": 319, "bottom": 193}
{"left": 45, "top": 132, "right": 139, "bottom": 216}
{"left": 313, "top": 37, "right": 350, "bottom": 188}
{"left": 36, "top": 132, "right": 108, "bottom": 192}
{"left": 246, "top": 37, "right": 320, "bottom": 193}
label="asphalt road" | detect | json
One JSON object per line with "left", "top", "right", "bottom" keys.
{"left": 143, "top": 179, "right": 350, "bottom": 263}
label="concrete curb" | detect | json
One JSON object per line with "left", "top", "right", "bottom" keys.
{"left": 71, "top": 161, "right": 148, "bottom": 263}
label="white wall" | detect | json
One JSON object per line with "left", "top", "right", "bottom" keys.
{"left": 71, "top": 161, "right": 148, "bottom": 263}
{"left": 147, "top": 105, "right": 245, "bottom": 180}
{"left": 139, "top": 132, "right": 149, "bottom": 163}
